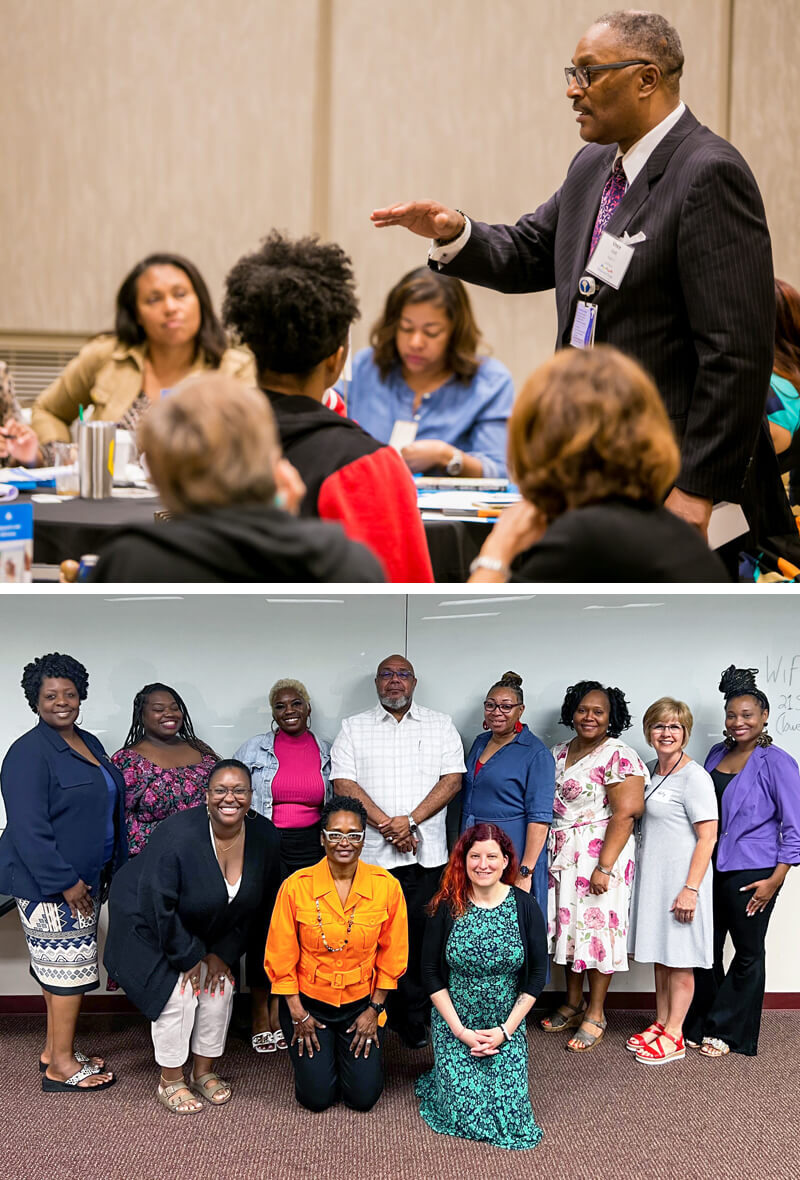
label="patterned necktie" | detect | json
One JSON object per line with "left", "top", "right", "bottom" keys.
{"left": 589, "top": 157, "right": 627, "bottom": 256}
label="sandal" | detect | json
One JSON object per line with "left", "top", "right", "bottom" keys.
{"left": 635, "top": 1031, "right": 685, "bottom": 1065}
{"left": 700, "top": 1037, "right": 730, "bottom": 1058}
{"left": 273, "top": 1029, "right": 288, "bottom": 1051}
{"left": 42, "top": 1062, "right": 116, "bottom": 1092}
{"left": 157, "top": 1077, "right": 204, "bottom": 1115}
{"left": 251, "top": 1031, "right": 277, "bottom": 1054}
{"left": 566, "top": 1016, "right": 607, "bottom": 1053}
{"left": 540, "top": 1002, "right": 586, "bottom": 1033}
{"left": 625, "top": 1021, "right": 665, "bottom": 1053}
{"left": 39, "top": 1049, "right": 105, "bottom": 1074}
{"left": 189, "top": 1071, "right": 232, "bottom": 1105}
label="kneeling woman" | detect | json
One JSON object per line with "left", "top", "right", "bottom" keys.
{"left": 104, "top": 760, "right": 280, "bottom": 1113}
{"left": 265, "top": 796, "right": 408, "bottom": 1112}
{"left": 417, "top": 823, "right": 547, "bottom": 1151}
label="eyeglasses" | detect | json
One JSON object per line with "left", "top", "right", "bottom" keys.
{"left": 564, "top": 60, "right": 651, "bottom": 88}
{"left": 483, "top": 701, "right": 520, "bottom": 714}
{"left": 377, "top": 669, "right": 414, "bottom": 681}
{"left": 209, "top": 786, "right": 251, "bottom": 801}
{"left": 322, "top": 830, "right": 366, "bottom": 844}
{"left": 651, "top": 724, "right": 683, "bottom": 735}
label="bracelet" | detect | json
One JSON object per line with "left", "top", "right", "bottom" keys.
{"left": 469, "top": 555, "right": 511, "bottom": 580}
{"left": 499, "top": 1022, "right": 511, "bottom": 1042}
{"left": 596, "top": 865, "right": 613, "bottom": 876}
{"left": 684, "top": 885, "right": 699, "bottom": 893}
{"left": 292, "top": 1012, "right": 311, "bottom": 1025}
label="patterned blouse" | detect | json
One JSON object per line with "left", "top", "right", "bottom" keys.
{"left": 111, "top": 746, "right": 218, "bottom": 857}
{"left": 0, "top": 362, "right": 25, "bottom": 467}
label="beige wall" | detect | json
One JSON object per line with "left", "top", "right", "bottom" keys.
{"left": 0, "top": 0, "right": 793, "bottom": 387}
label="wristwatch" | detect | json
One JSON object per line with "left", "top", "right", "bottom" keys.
{"left": 446, "top": 449, "right": 464, "bottom": 476}
{"left": 408, "top": 815, "right": 418, "bottom": 833}
{"left": 368, "top": 1000, "right": 385, "bottom": 1015}
{"left": 518, "top": 865, "right": 532, "bottom": 878}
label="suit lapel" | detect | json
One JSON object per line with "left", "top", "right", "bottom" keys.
{"left": 565, "top": 146, "right": 617, "bottom": 310}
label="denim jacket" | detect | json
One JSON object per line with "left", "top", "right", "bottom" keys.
{"left": 233, "top": 729, "right": 332, "bottom": 820}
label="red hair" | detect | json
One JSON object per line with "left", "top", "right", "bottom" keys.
{"left": 429, "top": 823, "right": 518, "bottom": 918}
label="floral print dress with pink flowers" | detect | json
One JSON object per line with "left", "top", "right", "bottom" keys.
{"left": 111, "top": 748, "right": 218, "bottom": 856}
{"left": 547, "top": 738, "right": 649, "bottom": 974}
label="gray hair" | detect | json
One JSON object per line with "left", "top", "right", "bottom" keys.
{"left": 269, "top": 678, "right": 311, "bottom": 707}
{"left": 594, "top": 10, "right": 684, "bottom": 92}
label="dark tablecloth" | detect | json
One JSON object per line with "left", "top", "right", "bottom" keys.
{"left": 24, "top": 494, "right": 487, "bottom": 583}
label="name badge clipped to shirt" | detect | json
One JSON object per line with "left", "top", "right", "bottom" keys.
{"left": 585, "top": 231, "right": 635, "bottom": 290}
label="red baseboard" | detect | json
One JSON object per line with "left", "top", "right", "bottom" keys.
{"left": 1, "top": 992, "right": 799, "bottom": 1015}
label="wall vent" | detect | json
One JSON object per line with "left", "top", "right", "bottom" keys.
{"left": 0, "top": 333, "right": 89, "bottom": 407}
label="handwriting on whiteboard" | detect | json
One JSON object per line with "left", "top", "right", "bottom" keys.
{"left": 764, "top": 657, "right": 800, "bottom": 736}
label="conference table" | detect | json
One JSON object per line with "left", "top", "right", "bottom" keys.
{"left": 24, "top": 492, "right": 488, "bottom": 583}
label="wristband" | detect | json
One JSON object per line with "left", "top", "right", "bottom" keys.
{"left": 499, "top": 1022, "right": 511, "bottom": 1042}
{"left": 469, "top": 555, "right": 511, "bottom": 579}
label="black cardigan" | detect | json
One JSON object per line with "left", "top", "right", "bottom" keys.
{"left": 421, "top": 886, "right": 548, "bottom": 999}
{"left": 103, "top": 805, "right": 280, "bottom": 1021}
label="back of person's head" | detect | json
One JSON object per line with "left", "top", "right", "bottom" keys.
{"left": 115, "top": 251, "right": 227, "bottom": 364}
{"left": 223, "top": 231, "right": 360, "bottom": 378}
{"left": 370, "top": 266, "right": 481, "bottom": 381}
{"left": 508, "top": 345, "right": 679, "bottom": 520}
{"left": 774, "top": 278, "right": 800, "bottom": 390}
{"left": 138, "top": 373, "right": 278, "bottom": 513}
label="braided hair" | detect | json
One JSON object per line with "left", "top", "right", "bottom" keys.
{"left": 21, "top": 653, "right": 89, "bottom": 712}
{"left": 719, "top": 666, "right": 772, "bottom": 747}
{"left": 122, "top": 683, "right": 215, "bottom": 755}
{"left": 487, "top": 670, "right": 523, "bottom": 703}
{"left": 559, "top": 679, "right": 632, "bottom": 738}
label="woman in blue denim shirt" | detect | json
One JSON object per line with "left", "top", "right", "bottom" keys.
{"left": 234, "top": 678, "right": 331, "bottom": 1052}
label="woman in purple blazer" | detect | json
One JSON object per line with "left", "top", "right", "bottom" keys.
{"left": 685, "top": 666, "right": 800, "bottom": 1057}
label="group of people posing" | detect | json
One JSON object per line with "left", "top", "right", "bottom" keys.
{"left": 1, "top": 652, "right": 798, "bottom": 1151}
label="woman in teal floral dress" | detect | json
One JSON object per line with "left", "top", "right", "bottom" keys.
{"left": 418, "top": 822, "right": 547, "bottom": 1150}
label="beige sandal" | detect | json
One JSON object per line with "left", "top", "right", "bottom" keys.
{"left": 700, "top": 1037, "right": 730, "bottom": 1058}
{"left": 157, "top": 1077, "right": 203, "bottom": 1115}
{"left": 567, "top": 1016, "right": 607, "bottom": 1052}
{"left": 540, "top": 1002, "right": 587, "bottom": 1033}
{"left": 189, "top": 1071, "right": 232, "bottom": 1105}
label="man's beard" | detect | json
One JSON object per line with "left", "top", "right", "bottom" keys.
{"left": 379, "top": 693, "right": 410, "bottom": 710}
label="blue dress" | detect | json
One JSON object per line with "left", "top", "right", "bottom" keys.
{"left": 461, "top": 726, "right": 555, "bottom": 919}
{"left": 339, "top": 348, "right": 514, "bottom": 478}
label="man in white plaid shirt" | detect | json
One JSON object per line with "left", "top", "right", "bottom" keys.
{"left": 331, "top": 653, "right": 465, "bottom": 1048}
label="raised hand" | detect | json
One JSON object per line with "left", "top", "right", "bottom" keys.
{"left": 370, "top": 200, "right": 465, "bottom": 242}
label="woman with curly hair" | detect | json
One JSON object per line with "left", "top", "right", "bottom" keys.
{"left": 0, "top": 653, "right": 126, "bottom": 1091}
{"left": 685, "top": 666, "right": 800, "bottom": 1057}
{"left": 417, "top": 822, "right": 547, "bottom": 1150}
{"left": 467, "top": 346, "right": 729, "bottom": 583}
{"left": 539, "top": 681, "right": 647, "bottom": 1051}
{"left": 223, "top": 232, "right": 433, "bottom": 583}
{"left": 111, "top": 683, "right": 218, "bottom": 857}
{"left": 341, "top": 268, "right": 513, "bottom": 478}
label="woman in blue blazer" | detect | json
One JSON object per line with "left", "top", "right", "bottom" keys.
{"left": 461, "top": 671, "right": 555, "bottom": 918}
{"left": 0, "top": 652, "right": 127, "bottom": 1093}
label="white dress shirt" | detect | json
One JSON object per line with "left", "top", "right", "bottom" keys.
{"left": 330, "top": 701, "right": 466, "bottom": 870}
{"left": 429, "top": 101, "right": 686, "bottom": 267}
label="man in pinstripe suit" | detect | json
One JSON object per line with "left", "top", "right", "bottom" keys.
{"left": 372, "top": 10, "right": 788, "bottom": 549}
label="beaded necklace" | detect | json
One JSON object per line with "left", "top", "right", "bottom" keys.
{"left": 315, "top": 897, "right": 356, "bottom": 952}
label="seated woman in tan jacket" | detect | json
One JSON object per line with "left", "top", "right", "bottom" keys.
{"left": 28, "top": 252, "right": 254, "bottom": 465}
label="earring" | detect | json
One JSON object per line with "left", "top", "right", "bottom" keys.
{"left": 483, "top": 719, "right": 490, "bottom": 730}
{"left": 756, "top": 725, "right": 773, "bottom": 748}
{"left": 271, "top": 719, "right": 279, "bottom": 734}
{"left": 514, "top": 720, "right": 523, "bottom": 733}
{"left": 723, "top": 728, "right": 736, "bottom": 749}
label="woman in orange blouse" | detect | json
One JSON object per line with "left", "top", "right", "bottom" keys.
{"left": 265, "top": 795, "right": 408, "bottom": 1112}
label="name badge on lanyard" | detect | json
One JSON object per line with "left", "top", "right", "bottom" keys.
{"left": 570, "top": 299, "right": 597, "bottom": 349}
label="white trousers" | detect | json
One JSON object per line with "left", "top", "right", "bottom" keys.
{"left": 151, "top": 961, "right": 234, "bottom": 1068}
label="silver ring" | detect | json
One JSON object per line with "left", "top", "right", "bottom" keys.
{"left": 366, "top": 1037, "right": 373, "bottom": 1044}
{"left": 219, "top": 974, "right": 226, "bottom": 980}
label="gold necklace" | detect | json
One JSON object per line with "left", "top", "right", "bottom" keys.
{"left": 213, "top": 826, "right": 244, "bottom": 853}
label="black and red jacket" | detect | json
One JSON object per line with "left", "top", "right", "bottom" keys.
{"left": 265, "top": 390, "right": 434, "bottom": 583}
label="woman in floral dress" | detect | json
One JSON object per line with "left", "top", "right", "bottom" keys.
{"left": 540, "top": 681, "right": 647, "bottom": 1052}
{"left": 418, "top": 823, "right": 547, "bottom": 1150}
{"left": 112, "top": 683, "right": 218, "bottom": 856}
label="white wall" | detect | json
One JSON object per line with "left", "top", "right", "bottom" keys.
{"left": 1, "top": 589, "right": 798, "bottom": 996}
